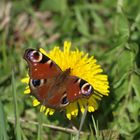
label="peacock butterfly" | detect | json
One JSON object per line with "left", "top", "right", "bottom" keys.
{"left": 24, "top": 49, "right": 94, "bottom": 110}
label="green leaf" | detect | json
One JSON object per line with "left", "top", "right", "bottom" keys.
{"left": 60, "top": 15, "right": 76, "bottom": 33}
{"left": 111, "top": 48, "right": 134, "bottom": 83}
{"left": 91, "top": 11, "right": 105, "bottom": 35}
{"left": 115, "top": 13, "right": 130, "bottom": 40}
{"left": 131, "top": 73, "right": 140, "bottom": 99}
{"left": 129, "top": 43, "right": 139, "bottom": 56}
{"left": 113, "top": 78, "right": 129, "bottom": 101}
{"left": 112, "top": 12, "right": 130, "bottom": 50}
{"left": 0, "top": 101, "right": 8, "bottom": 140}
{"left": 75, "top": 7, "right": 90, "bottom": 37}
{"left": 40, "top": 0, "right": 68, "bottom": 13}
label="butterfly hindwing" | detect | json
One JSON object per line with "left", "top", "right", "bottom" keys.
{"left": 66, "top": 76, "right": 94, "bottom": 102}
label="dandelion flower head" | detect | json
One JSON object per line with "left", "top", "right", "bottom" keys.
{"left": 22, "top": 41, "right": 109, "bottom": 120}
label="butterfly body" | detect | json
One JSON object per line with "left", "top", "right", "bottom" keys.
{"left": 24, "top": 48, "right": 94, "bottom": 109}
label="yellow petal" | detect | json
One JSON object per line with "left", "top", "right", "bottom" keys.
{"left": 88, "top": 106, "right": 95, "bottom": 112}
{"left": 64, "top": 41, "right": 71, "bottom": 51}
{"left": 49, "top": 109, "right": 55, "bottom": 115}
{"left": 24, "top": 88, "right": 30, "bottom": 94}
{"left": 81, "top": 108, "right": 85, "bottom": 113}
{"left": 21, "top": 77, "right": 29, "bottom": 84}
{"left": 66, "top": 104, "right": 74, "bottom": 120}
{"left": 66, "top": 113, "right": 71, "bottom": 120}
{"left": 71, "top": 103, "right": 78, "bottom": 117}
{"left": 33, "top": 99, "right": 40, "bottom": 106}
{"left": 39, "top": 48, "right": 48, "bottom": 56}
{"left": 45, "top": 108, "right": 50, "bottom": 115}
{"left": 78, "top": 99, "right": 86, "bottom": 113}
{"left": 40, "top": 105, "right": 46, "bottom": 112}
{"left": 25, "top": 86, "right": 29, "bottom": 89}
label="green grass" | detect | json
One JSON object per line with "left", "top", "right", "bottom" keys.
{"left": 0, "top": 0, "right": 140, "bottom": 139}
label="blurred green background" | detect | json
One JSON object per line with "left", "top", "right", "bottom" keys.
{"left": 0, "top": 0, "right": 140, "bottom": 140}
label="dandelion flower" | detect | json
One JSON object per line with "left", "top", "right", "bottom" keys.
{"left": 22, "top": 41, "right": 109, "bottom": 120}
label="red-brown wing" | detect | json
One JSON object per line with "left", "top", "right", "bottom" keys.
{"left": 24, "top": 48, "right": 64, "bottom": 109}
{"left": 66, "top": 76, "right": 94, "bottom": 102}
{"left": 24, "top": 48, "right": 61, "bottom": 79}
{"left": 29, "top": 78, "right": 65, "bottom": 109}
{"left": 28, "top": 74, "right": 94, "bottom": 109}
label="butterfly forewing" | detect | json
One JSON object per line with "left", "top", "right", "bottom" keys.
{"left": 24, "top": 48, "right": 61, "bottom": 79}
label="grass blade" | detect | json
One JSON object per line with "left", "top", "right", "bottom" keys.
{"left": 12, "top": 70, "right": 22, "bottom": 140}
{"left": 91, "top": 115, "right": 101, "bottom": 140}
{"left": 0, "top": 101, "right": 8, "bottom": 140}
{"left": 76, "top": 106, "right": 88, "bottom": 140}
{"left": 37, "top": 123, "right": 42, "bottom": 140}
